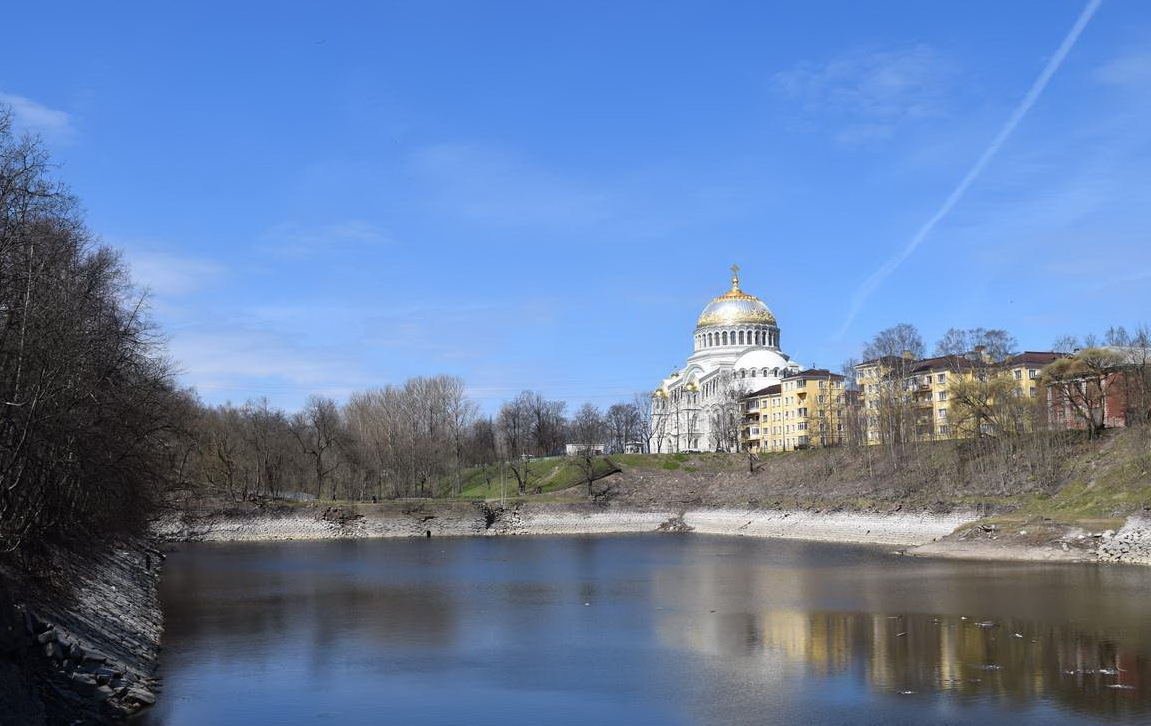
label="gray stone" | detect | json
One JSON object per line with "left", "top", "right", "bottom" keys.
{"left": 81, "top": 649, "right": 109, "bottom": 664}
{"left": 126, "top": 687, "right": 156, "bottom": 706}
{"left": 36, "top": 628, "right": 57, "bottom": 644}
{"left": 92, "top": 666, "right": 121, "bottom": 686}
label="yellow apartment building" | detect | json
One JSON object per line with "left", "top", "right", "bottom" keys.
{"left": 742, "top": 369, "right": 847, "bottom": 452}
{"left": 854, "top": 349, "right": 1063, "bottom": 443}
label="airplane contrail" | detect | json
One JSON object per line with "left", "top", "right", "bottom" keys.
{"left": 836, "top": 0, "right": 1104, "bottom": 339}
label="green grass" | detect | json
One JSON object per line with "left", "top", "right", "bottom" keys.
{"left": 452, "top": 457, "right": 619, "bottom": 499}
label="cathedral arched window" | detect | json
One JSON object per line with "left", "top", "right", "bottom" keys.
{"left": 722, "top": 332, "right": 728, "bottom": 345}
{"left": 738, "top": 331, "right": 744, "bottom": 345}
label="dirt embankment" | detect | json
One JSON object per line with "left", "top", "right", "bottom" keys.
{"left": 0, "top": 540, "right": 163, "bottom": 725}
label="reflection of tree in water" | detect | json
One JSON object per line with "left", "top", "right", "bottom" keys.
{"left": 159, "top": 544, "right": 459, "bottom": 662}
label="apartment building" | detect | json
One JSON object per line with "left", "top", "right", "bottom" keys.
{"left": 742, "top": 369, "right": 847, "bottom": 452}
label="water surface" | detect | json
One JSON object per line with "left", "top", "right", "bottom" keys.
{"left": 140, "top": 535, "right": 1151, "bottom": 725}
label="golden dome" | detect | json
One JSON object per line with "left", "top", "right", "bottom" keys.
{"left": 696, "top": 265, "right": 777, "bottom": 328}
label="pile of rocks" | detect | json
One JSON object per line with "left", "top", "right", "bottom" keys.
{"left": 1096, "top": 517, "right": 1151, "bottom": 564}
{"left": 0, "top": 539, "right": 165, "bottom": 724}
{"left": 12, "top": 605, "right": 156, "bottom": 719}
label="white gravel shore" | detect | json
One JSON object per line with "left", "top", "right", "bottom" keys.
{"left": 683, "top": 509, "right": 972, "bottom": 546}
{"left": 158, "top": 505, "right": 975, "bottom": 548}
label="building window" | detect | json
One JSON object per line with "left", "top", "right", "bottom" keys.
{"left": 939, "top": 425, "right": 950, "bottom": 435}
{"left": 1029, "top": 369, "right": 1038, "bottom": 379}
{"left": 937, "top": 391, "right": 948, "bottom": 401}
{"left": 938, "top": 408, "right": 947, "bottom": 420}
{"left": 937, "top": 373, "right": 946, "bottom": 383}
{"left": 1014, "top": 369, "right": 1023, "bottom": 380}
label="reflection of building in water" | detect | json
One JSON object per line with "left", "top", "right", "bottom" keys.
{"left": 652, "top": 550, "right": 1151, "bottom": 720}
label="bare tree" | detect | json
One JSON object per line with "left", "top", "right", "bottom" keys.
{"left": 859, "top": 325, "right": 922, "bottom": 457}
{"left": 496, "top": 392, "right": 533, "bottom": 494}
{"left": 862, "top": 323, "right": 924, "bottom": 362}
{"left": 292, "top": 395, "right": 346, "bottom": 499}
{"left": 0, "top": 110, "right": 189, "bottom": 563}
{"left": 605, "top": 402, "right": 642, "bottom": 453}
{"left": 1052, "top": 334, "right": 1080, "bottom": 354}
{"left": 569, "top": 403, "right": 606, "bottom": 494}
{"left": 933, "top": 328, "right": 1018, "bottom": 360}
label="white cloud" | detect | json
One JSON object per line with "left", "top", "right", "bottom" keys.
{"left": 124, "top": 250, "right": 227, "bottom": 297}
{"left": 771, "top": 45, "right": 959, "bottom": 143}
{"left": 1096, "top": 51, "right": 1151, "bottom": 91}
{"left": 260, "top": 219, "right": 391, "bottom": 258}
{"left": 169, "top": 325, "right": 370, "bottom": 409}
{"left": 0, "top": 92, "right": 73, "bottom": 140}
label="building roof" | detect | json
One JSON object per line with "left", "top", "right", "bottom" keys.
{"left": 743, "top": 384, "right": 782, "bottom": 399}
{"left": 784, "top": 368, "right": 844, "bottom": 380}
{"left": 855, "top": 355, "right": 905, "bottom": 369}
{"left": 909, "top": 354, "right": 990, "bottom": 373}
{"left": 1005, "top": 351, "right": 1064, "bottom": 366}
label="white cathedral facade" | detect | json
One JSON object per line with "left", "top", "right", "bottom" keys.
{"left": 649, "top": 266, "right": 800, "bottom": 453}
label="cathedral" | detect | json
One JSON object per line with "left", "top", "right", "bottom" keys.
{"left": 650, "top": 266, "right": 800, "bottom": 452}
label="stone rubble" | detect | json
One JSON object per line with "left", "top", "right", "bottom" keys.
{"left": 1096, "top": 516, "right": 1151, "bottom": 564}
{"left": 1, "top": 540, "right": 163, "bottom": 724}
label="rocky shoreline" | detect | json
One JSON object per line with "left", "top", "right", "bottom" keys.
{"left": 155, "top": 501, "right": 1145, "bottom": 564}
{"left": 156, "top": 502, "right": 974, "bottom": 547}
{"left": 157, "top": 501, "right": 1151, "bottom": 566}
{"left": 0, "top": 539, "right": 163, "bottom": 724}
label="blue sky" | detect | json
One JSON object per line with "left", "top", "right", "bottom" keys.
{"left": 4, "top": 0, "right": 1150, "bottom": 413}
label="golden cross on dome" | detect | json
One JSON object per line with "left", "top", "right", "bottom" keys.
{"left": 730, "top": 264, "right": 741, "bottom": 291}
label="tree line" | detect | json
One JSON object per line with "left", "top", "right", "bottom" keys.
{"left": 182, "top": 384, "right": 649, "bottom": 503}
